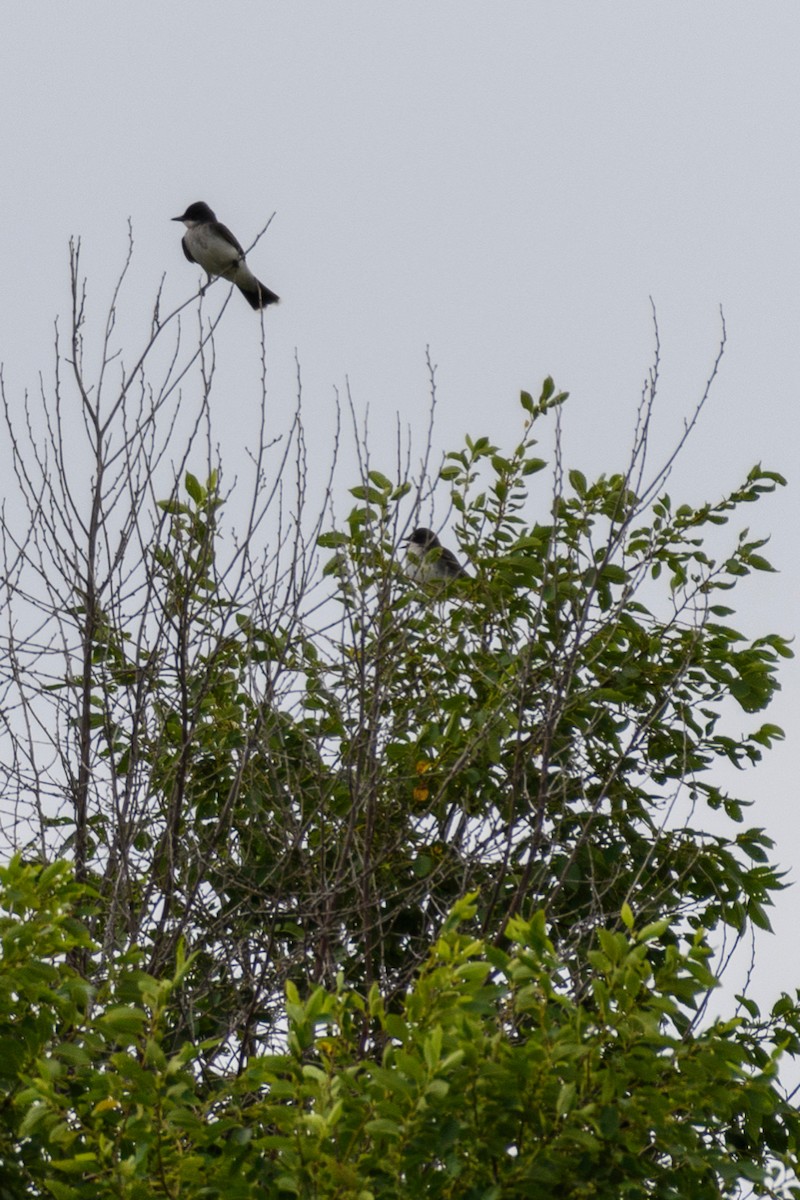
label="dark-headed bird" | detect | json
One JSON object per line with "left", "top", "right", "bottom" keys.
{"left": 173, "top": 201, "right": 279, "bottom": 310}
{"left": 404, "top": 527, "right": 468, "bottom": 583}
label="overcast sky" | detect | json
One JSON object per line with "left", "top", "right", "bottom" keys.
{"left": 0, "top": 4, "right": 797, "bottom": 1007}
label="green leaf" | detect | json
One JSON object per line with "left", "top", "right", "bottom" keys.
{"left": 569, "top": 469, "right": 587, "bottom": 497}
{"left": 368, "top": 470, "right": 392, "bottom": 491}
{"left": 349, "top": 485, "right": 385, "bottom": 504}
{"left": 365, "top": 1118, "right": 402, "bottom": 1138}
{"left": 637, "top": 918, "right": 670, "bottom": 944}
{"left": 317, "top": 531, "right": 349, "bottom": 548}
{"left": 556, "top": 1081, "right": 576, "bottom": 1116}
{"left": 97, "top": 1006, "right": 148, "bottom": 1037}
{"left": 185, "top": 472, "right": 204, "bottom": 504}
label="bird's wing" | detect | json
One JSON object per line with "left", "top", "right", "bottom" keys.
{"left": 181, "top": 236, "right": 196, "bottom": 265}
{"left": 442, "top": 547, "right": 468, "bottom": 578}
{"left": 210, "top": 221, "right": 246, "bottom": 257}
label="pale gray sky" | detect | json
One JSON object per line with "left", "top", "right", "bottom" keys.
{"left": 1, "top": 4, "right": 797, "bottom": 1004}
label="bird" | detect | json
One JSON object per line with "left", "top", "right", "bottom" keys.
{"left": 172, "top": 201, "right": 279, "bottom": 310}
{"left": 404, "top": 527, "right": 469, "bottom": 583}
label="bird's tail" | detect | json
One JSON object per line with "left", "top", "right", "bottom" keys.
{"left": 238, "top": 277, "right": 280, "bottom": 309}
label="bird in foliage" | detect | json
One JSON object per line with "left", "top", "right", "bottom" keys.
{"left": 404, "top": 527, "right": 468, "bottom": 583}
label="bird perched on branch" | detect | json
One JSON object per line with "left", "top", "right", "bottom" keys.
{"left": 404, "top": 527, "right": 468, "bottom": 583}
{"left": 172, "top": 201, "right": 279, "bottom": 310}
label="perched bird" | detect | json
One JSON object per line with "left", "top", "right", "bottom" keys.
{"left": 404, "top": 527, "right": 468, "bottom": 583}
{"left": 172, "top": 201, "right": 279, "bottom": 310}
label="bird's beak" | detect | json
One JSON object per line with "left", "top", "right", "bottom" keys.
{"left": 171, "top": 216, "right": 184, "bottom": 222}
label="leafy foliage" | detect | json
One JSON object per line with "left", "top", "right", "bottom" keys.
{"left": 4, "top": 380, "right": 793, "bottom": 1028}
{"left": 3, "top": 874, "right": 800, "bottom": 1197}
{"left": 0, "top": 268, "right": 796, "bottom": 1196}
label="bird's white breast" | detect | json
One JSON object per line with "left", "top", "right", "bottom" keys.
{"left": 185, "top": 226, "right": 241, "bottom": 275}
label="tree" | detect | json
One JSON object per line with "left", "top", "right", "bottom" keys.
{"left": 0, "top": 250, "right": 796, "bottom": 1195}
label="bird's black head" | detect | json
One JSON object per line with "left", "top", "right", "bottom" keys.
{"left": 406, "top": 527, "right": 440, "bottom": 550}
{"left": 172, "top": 201, "right": 216, "bottom": 224}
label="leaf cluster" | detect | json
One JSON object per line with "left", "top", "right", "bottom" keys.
{"left": 4, "top": 872, "right": 800, "bottom": 1198}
